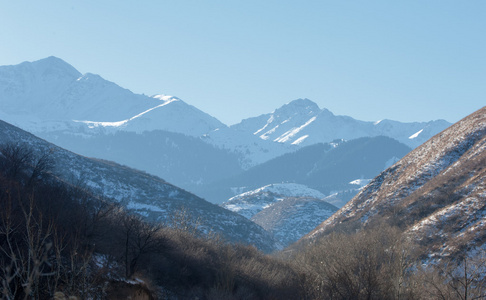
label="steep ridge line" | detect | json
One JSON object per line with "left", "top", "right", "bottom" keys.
{"left": 305, "top": 107, "right": 486, "bottom": 258}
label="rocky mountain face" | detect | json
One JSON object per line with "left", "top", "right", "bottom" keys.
{"left": 252, "top": 197, "right": 337, "bottom": 247}
{"left": 307, "top": 107, "right": 486, "bottom": 259}
{"left": 0, "top": 120, "right": 279, "bottom": 252}
{"left": 222, "top": 183, "right": 337, "bottom": 247}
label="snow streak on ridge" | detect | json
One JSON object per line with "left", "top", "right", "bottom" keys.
{"left": 73, "top": 97, "right": 178, "bottom": 128}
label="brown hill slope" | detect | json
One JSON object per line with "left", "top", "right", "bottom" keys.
{"left": 307, "top": 107, "right": 486, "bottom": 258}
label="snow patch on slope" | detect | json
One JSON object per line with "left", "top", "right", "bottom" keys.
{"left": 274, "top": 116, "right": 317, "bottom": 143}
{"left": 349, "top": 179, "right": 372, "bottom": 188}
{"left": 73, "top": 97, "right": 178, "bottom": 129}
{"left": 222, "top": 183, "right": 326, "bottom": 219}
{"left": 409, "top": 129, "right": 424, "bottom": 139}
{"left": 292, "top": 135, "right": 309, "bottom": 145}
{"left": 233, "top": 183, "right": 326, "bottom": 200}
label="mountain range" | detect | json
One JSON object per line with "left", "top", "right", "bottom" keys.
{"left": 0, "top": 56, "right": 223, "bottom": 136}
{"left": 0, "top": 57, "right": 451, "bottom": 196}
{"left": 228, "top": 97, "right": 450, "bottom": 149}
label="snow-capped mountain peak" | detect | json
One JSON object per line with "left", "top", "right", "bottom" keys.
{"left": 0, "top": 57, "right": 225, "bottom": 137}
{"left": 29, "top": 56, "right": 82, "bottom": 79}
{"left": 273, "top": 98, "right": 320, "bottom": 116}
{"left": 231, "top": 99, "right": 450, "bottom": 149}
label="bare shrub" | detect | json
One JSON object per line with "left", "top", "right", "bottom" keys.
{"left": 296, "top": 225, "right": 419, "bottom": 299}
{"left": 0, "top": 194, "right": 55, "bottom": 299}
{"left": 0, "top": 143, "right": 54, "bottom": 186}
{"left": 118, "top": 214, "right": 166, "bottom": 278}
{"left": 419, "top": 253, "right": 486, "bottom": 300}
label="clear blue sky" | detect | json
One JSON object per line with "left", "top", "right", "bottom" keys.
{"left": 1, "top": 1, "right": 484, "bottom": 125}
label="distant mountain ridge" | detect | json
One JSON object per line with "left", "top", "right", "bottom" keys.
{"left": 39, "top": 129, "right": 244, "bottom": 189}
{"left": 1, "top": 57, "right": 450, "bottom": 150}
{"left": 229, "top": 98, "right": 451, "bottom": 149}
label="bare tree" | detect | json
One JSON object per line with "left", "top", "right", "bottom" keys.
{"left": 422, "top": 253, "right": 486, "bottom": 300}
{"left": 169, "top": 206, "right": 202, "bottom": 236}
{"left": 119, "top": 214, "right": 166, "bottom": 278}
{"left": 0, "top": 143, "right": 54, "bottom": 186}
{"left": 0, "top": 195, "right": 55, "bottom": 299}
{"left": 0, "top": 143, "right": 34, "bottom": 181}
{"left": 27, "top": 149, "right": 54, "bottom": 187}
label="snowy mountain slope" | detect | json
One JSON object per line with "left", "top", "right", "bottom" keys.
{"left": 74, "top": 94, "right": 225, "bottom": 137}
{"left": 202, "top": 126, "right": 297, "bottom": 169}
{"left": 0, "top": 56, "right": 280, "bottom": 172}
{"left": 0, "top": 56, "right": 81, "bottom": 115}
{"left": 0, "top": 57, "right": 241, "bottom": 190}
{"left": 231, "top": 98, "right": 451, "bottom": 149}
{"left": 202, "top": 97, "right": 447, "bottom": 168}
{"left": 221, "top": 183, "right": 337, "bottom": 247}
{"left": 0, "top": 57, "right": 449, "bottom": 209}
{"left": 321, "top": 179, "right": 373, "bottom": 208}
{"left": 251, "top": 197, "right": 337, "bottom": 247}
{"left": 307, "top": 106, "right": 486, "bottom": 258}
{"left": 0, "top": 119, "right": 279, "bottom": 252}
{"left": 222, "top": 183, "right": 326, "bottom": 219}
{"left": 38, "top": 129, "right": 243, "bottom": 190}
{"left": 198, "top": 136, "right": 411, "bottom": 204}
{"left": 0, "top": 57, "right": 224, "bottom": 137}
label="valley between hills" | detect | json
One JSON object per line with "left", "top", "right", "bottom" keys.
{"left": 0, "top": 57, "right": 484, "bottom": 299}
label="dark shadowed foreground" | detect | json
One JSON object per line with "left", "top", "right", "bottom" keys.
{"left": 1, "top": 142, "right": 485, "bottom": 299}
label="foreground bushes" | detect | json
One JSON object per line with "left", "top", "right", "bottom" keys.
{"left": 293, "top": 226, "right": 419, "bottom": 299}
{"left": 292, "top": 224, "right": 486, "bottom": 300}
